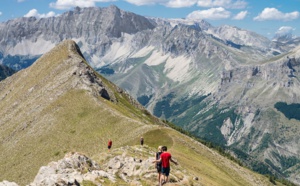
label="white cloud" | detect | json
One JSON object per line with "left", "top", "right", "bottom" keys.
{"left": 232, "top": 10, "right": 247, "bottom": 20}
{"left": 187, "top": 7, "right": 231, "bottom": 20}
{"left": 124, "top": 0, "right": 196, "bottom": 7}
{"left": 276, "top": 26, "right": 295, "bottom": 35}
{"left": 115, "top": 0, "right": 200, "bottom": 8}
{"left": 24, "top": 9, "right": 58, "bottom": 19}
{"left": 50, "top": 0, "right": 94, "bottom": 9}
{"left": 0, "top": 12, "right": 2, "bottom": 16}
{"left": 164, "top": 0, "right": 197, "bottom": 8}
{"left": 197, "top": 0, "right": 247, "bottom": 9}
{"left": 50, "top": 0, "right": 114, "bottom": 10}
{"left": 254, "top": 8, "right": 299, "bottom": 21}
{"left": 124, "top": 0, "right": 167, "bottom": 6}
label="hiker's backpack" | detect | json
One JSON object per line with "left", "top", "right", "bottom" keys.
{"left": 156, "top": 151, "right": 162, "bottom": 165}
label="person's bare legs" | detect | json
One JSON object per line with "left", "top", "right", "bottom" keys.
{"left": 164, "top": 176, "right": 169, "bottom": 184}
{"left": 158, "top": 173, "right": 161, "bottom": 185}
{"left": 159, "top": 175, "right": 163, "bottom": 186}
{"left": 162, "top": 174, "right": 167, "bottom": 185}
{"left": 160, "top": 174, "right": 166, "bottom": 186}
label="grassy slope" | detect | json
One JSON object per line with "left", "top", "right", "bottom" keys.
{"left": 133, "top": 128, "right": 283, "bottom": 186}
{"left": 0, "top": 40, "right": 282, "bottom": 186}
{"left": 0, "top": 40, "right": 156, "bottom": 185}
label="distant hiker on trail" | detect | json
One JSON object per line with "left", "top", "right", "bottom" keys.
{"left": 153, "top": 146, "right": 178, "bottom": 186}
{"left": 108, "top": 139, "right": 112, "bottom": 151}
{"left": 140, "top": 137, "right": 144, "bottom": 146}
{"left": 155, "top": 146, "right": 163, "bottom": 185}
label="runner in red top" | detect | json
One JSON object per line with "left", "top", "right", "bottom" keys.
{"left": 108, "top": 139, "right": 112, "bottom": 151}
{"left": 153, "top": 146, "right": 178, "bottom": 186}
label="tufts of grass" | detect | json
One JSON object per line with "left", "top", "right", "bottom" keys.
{"left": 81, "top": 180, "right": 97, "bottom": 186}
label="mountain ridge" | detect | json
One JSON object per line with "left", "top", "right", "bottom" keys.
{"left": 1, "top": 5, "right": 300, "bottom": 184}
{"left": 0, "top": 40, "right": 284, "bottom": 186}
{"left": 0, "top": 39, "right": 159, "bottom": 184}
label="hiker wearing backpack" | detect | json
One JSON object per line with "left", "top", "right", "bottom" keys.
{"left": 153, "top": 146, "right": 178, "bottom": 186}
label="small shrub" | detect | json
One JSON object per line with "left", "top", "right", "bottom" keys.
{"left": 169, "top": 176, "right": 177, "bottom": 183}
{"left": 268, "top": 175, "right": 276, "bottom": 185}
{"left": 70, "top": 130, "right": 76, "bottom": 134}
{"left": 81, "top": 180, "right": 97, "bottom": 186}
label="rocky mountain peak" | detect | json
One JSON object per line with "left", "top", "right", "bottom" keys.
{"left": 272, "top": 27, "right": 297, "bottom": 43}
{"left": 107, "top": 4, "right": 121, "bottom": 13}
{"left": 0, "top": 39, "right": 119, "bottom": 141}
{"left": 211, "top": 24, "right": 271, "bottom": 49}
{"left": 0, "top": 5, "right": 156, "bottom": 57}
{"left": 273, "top": 33, "right": 294, "bottom": 43}
{"left": 36, "top": 39, "right": 118, "bottom": 102}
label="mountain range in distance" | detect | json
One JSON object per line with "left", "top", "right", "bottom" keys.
{"left": 0, "top": 39, "right": 286, "bottom": 186}
{"left": 0, "top": 5, "right": 300, "bottom": 185}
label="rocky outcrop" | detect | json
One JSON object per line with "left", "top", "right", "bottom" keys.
{"left": 74, "top": 60, "right": 117, "bottom": 102}
{"left": 102, "top": 145, "right": 192, "bottom": 185}
{"left": 28, "top": 152, "right": 114, "bottom": 186}
{"left": 0, "top": 181, "right": 18, "bottom": 186}
{"left": 0, "top": 146, "right": 193, "bottom": 186}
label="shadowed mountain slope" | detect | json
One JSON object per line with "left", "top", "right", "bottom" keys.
{"left": 0, "top": 64, "right": 15, "bottom": 81}
{"left": 0, "top": 40, "right": 283, "bottom": 186}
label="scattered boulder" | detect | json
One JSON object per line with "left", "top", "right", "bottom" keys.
{"left": 2, "top": 146, "right": 196, "bottom": 186}
{"left": 27, "top": 152, "right": 115, "bottom": 186}
{"left": 0, "top": 181, "right": 19, "bottom": 186}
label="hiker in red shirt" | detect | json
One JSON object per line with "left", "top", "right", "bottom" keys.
{"left": 108, "top": 139, "right": 112, "bottom": 151}
{"left": 153, "top": 146, "right": 178, "bottom": 185}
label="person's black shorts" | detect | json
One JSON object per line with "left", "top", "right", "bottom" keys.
{"left": 156, "top": 164, "right": 162, "bottom": 173}
{"left": 108, "top": 146, "right": 111, "bottom": 149}
{"left": 161, "top": 167, "right": 170, "bottom": 176}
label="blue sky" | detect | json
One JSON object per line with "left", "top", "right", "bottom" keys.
{"left": 0, "top": 0, "right": 299, "bottom": 39}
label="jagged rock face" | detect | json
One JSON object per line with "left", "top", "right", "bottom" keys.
{"left": 74, "top": 60, "right": 117, "bottom": 102}
{"left": 0, "top": 5, "right": 155, "bottom": 70}
{"left": 190, "top": 47, "right": 300, "bottom": 183}
{"left": 20, "top": 146, "right": 192, "bottom": 186}
{"left": 28, "top": 152, "right": 115, "bottom": 186}
{"left": 219, "top": 55, "right": 300, "bottom": 105}
{"left": 272, "top": 37, "right": 300, "bottom": 54}
{"left": 0, "top": 6, "right": 155, "bottom": 48}
{"left": 210, "top": 25, "right": 272, "bottom": 50}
